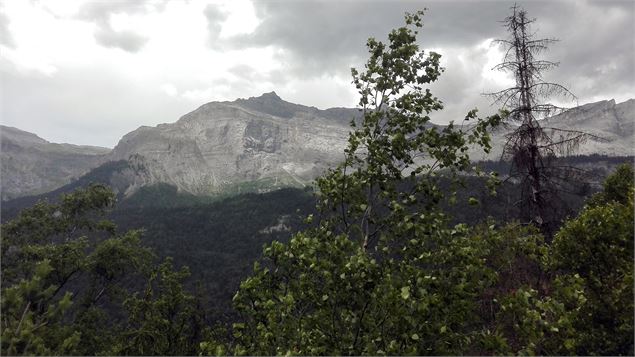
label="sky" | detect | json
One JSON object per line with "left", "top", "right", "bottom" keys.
{"left": 1, "top": 0, "right": 633, "bottom": 148}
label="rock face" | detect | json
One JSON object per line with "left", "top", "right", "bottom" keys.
{"left": 469, "top": 99, "right": 635, "bottom": 161}
{"left": 108, "top": 92, "right": 357, "bottom": 195}
{"left": 541, "top": 99, "right": 634, "bottom": 156}
{"left": 0, "top": 126, "right": 109, "bottom": 200}
{"left": 2, "top": 94, "right": 632, "bottom": 200}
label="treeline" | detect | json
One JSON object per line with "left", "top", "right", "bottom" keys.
{"left": 475, "top": 154, "right": 633, "bottom": 182}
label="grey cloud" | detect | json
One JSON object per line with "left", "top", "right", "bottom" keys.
{"left": 227, "top": 2, "right": 416, "bottom": 77}
{"left": 215, "top": 1, "right": 633, "bottom": 113}
{"left": 76, "top": 1, "right": 157, "bottom": 53}
{"left": 204, "top": 4, "right": 228, "bottom": 44}
{"left": 471, "top": 1, "right": 635, "bottom": 107}
{"left": 0, "top": 6, "right": 15, "bottom": 48}
{"left": 77, "top": 2, "right": 154, "bottom": 22}
{"left": 1, "top": 66, "right": 193, "bottom": 147}
{"left": 216, "top": 1, "right": 513, "bottom": 77}
{"left": 94, "top": 27, "right": 147, "bottom": 53}
{"left": 537, "top": 1, "right": 635, "bottom": 102}
{"left": 228, "top": 64, "right": 257, "bottom": 79}
{"left": 2, "top": 0, "right": 632, "bottom": 149}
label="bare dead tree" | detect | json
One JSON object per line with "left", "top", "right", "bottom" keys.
{"left": 487, "top": 4, "right": 593, "bottom": 237}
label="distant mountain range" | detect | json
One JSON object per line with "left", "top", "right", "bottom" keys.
{"left": 1, "top": 93, "right": 633, "bottom": 201}
{"left": 0, "top": 126, "right": 109, "bottom": 200}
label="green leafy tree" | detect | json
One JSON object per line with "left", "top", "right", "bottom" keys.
{"left": 113, "top": 258, "right": 205, "bottom": 355}
{"left": 493, "top": 165, "right": 634, "bottom": 355}
{"left": 209, "top": 10, "right": 507, "bottom": 355}
{"left": 0, "top": 184, "right": 208, "bottom": 355}
{"left": 1, "top": 259, "right": 81, "bottom": 355}
{"left": 548, "top": 165, "right": 634, "bottom": 355}
{"left": 1, "top": 185, "right": 154, "bottom": 355}
{"left": 587, "top": 163, "right": 634, "bottom": 207}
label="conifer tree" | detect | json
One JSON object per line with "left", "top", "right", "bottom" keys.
{"left": 488, "top": 4, "right": 592, "bottom": 235}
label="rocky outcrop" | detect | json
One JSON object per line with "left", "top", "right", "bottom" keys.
{"left": 469, "top": 99, "right": 635, "bottom": 161}
{"left": 0, "top": 126, "right": 109, "bottom": 200}
{"left": 541, "top": 99, "right": 634, "bottom": 156}
{"left": 108, "top": 92, "right": 357, "bottom": 195}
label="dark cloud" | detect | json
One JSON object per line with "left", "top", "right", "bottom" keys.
{"left": 536, "top": 1, "right": 635, "bottom": 102}
{"left": 211, "top": 0, "right": 633, "bottom": 114}
{"left": 226, "top": 2, "right": 417, "bottom": 77}
{"left": 215, "top": 1, "right": 512, "bottom": 77}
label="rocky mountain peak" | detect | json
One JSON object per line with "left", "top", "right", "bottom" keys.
{"left": 241, "top": 91, "right": 285, "bottom": 104}
{"left": 233, "top": 91, "right": 299, "bottom": 118}
{"left": 257, "top": 91, "right": 282, "bottom": 101}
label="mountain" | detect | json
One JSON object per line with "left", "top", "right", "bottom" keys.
{"left": 0, "top": 125, "right": 109, "bottom": 200}
{"left": 106, "top": 95, "right": 633, "bottom": 196}
{"left": 107, "top": 92, "right": 357, "bottom": 195}
{"left": 541, "top": 99, "right": 634, "bottom": 156}
{"left": 1, "top": 95, "right": 632, "bottom": 200}
{"left": 470, "top": 99, "right": 635, "bottom": 161}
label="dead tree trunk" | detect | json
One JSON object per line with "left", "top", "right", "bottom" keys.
{"left": 487, "top": 5, "right": 592, "bottom": 237}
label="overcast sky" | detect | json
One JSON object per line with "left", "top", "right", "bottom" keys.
{"left": 1, "top": 0, "right": 633, "bottom": 148}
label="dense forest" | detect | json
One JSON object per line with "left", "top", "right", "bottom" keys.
{"left": 2, "top": 9, "right": 633, "bottom": 356}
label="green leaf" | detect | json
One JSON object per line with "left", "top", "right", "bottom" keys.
{"left": 401, "top": 286, "right": 411, "bottom": 300}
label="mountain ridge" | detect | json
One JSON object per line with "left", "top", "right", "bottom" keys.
{"left": 0, "top": 125, "right": 110, "bottom": 200}
{"left": 1, "top": 94, "right": 632, "bottom": 200}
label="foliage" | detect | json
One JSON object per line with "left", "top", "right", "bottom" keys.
{"left": 0, "top": 184, "right": 206, "bottom": 355}
{"left": 548, "top": 168, "right": 634, "bottom": 355}
{"left": 587, "top": 163, "right": 634, "bottom": 207}
{"left": 0, "top": 185, "right": 147, "bottom": 355}
{"left": 113, "top": 258, "right": 205, "bottom": 355}
{"left": 202, "top": 10, "right": 633, "bottom": 356}
{"left": 214, "top": 10, "right": 509, "bottom": 355}
{"left": 1, "top": 259, "right": 81, "bottom": 355}
{"left": 111, "top": 186, "right": 317, "bottom": 319}
{"left": 491, "top": 165, "right": 634, "bottom": 355}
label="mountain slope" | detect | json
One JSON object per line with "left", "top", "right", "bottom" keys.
{"left": 541, "top": 99, "right": 634, "bottom": 156}
{"left": 108, "top": 92, "right": 358, "bottom": 195}
{"left": 2, "top": 95, "right": 632, "bottom": 200}
{"left": 0, "top": 125, "right": 109, "bottom": 200}
{"left": 469, "top": 99, "right": 634, "bottom": 161}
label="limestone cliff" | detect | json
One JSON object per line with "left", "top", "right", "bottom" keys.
{"left": 108, "top": 92, "right": 357, "bottom": 195}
